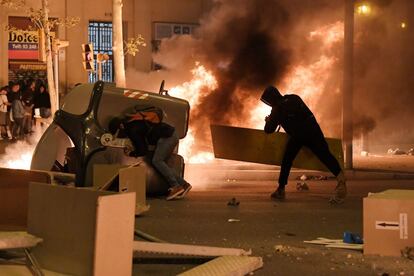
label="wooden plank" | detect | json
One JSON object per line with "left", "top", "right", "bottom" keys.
{"left": 304, "top": 238, "right": 363, "bottom": 251}
{"left": 304, "top": 240, "right": 342, "bottom": 245}
{"left": 0, "top": 231, "right": 42, "bottom": 250}
{"left": 178, "top": 256, "right": 263, "bottom": 276}
{"left": 93, "top": 193, "right": 135, "bottom": 276}
{"left": 211, "top": 125, "right": 344, "bottom": 171}
{"left": 133, "top": 241, "right": 251, "bottom": 257}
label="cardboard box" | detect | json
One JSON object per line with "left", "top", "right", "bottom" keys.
{"left": 363, "top": 189, "right": 414, "bottom": 256}
{"left": 28, "top": 182, "right": 135, "bottom": 276}
{"left": 0, "top": 168, "right": 51, "bottom": 230}
{"left": 93, "top": 164, "right": 125, "bottom": 189}
{"left": 93, "top": 164, "right": 147, "bottom": 215}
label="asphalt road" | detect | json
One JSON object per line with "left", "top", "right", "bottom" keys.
{"left": 133, "top": 178, "right": 414, "bottom": 275}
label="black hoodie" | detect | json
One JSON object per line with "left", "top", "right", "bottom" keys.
{"left": 261, "top": 86, "right": 314, "bottom": 137}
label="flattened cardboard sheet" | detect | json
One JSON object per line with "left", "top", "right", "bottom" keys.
{"left": 211, "top": 125, "right": 344, "bottom": 171}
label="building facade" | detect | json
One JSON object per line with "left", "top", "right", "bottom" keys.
{"left": 0, "top": 0, "right": 212, "bottom": 93}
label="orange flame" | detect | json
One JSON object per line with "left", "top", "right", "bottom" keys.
{"left": 172, "top": 22, "right": 344, "bottom": 163}
{"left": 169, "top": 62, "right": 218, "bottom": 163}
{"left": 0, "top": 127, "right": 44, "bottom": 170}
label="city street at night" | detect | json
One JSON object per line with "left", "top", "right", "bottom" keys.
{"left": 1, "top": 0, "right": 414, "bottom": 275}
{"left": 135, "top": 162, "right": 414, "bottom": 275}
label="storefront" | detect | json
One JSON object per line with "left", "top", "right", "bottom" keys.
{"left": 7, "top": 17, "right": 47, "bottom": 83}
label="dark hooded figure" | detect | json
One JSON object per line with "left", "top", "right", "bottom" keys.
{"left": 261, "top": 86, "right": 346, "bottom": 204}
{"left": 108, "top": 113, "right": 192, "bottom": 201}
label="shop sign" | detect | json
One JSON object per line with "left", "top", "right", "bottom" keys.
{"left": 8, "top": 30, "right": 40, "bottom": 60}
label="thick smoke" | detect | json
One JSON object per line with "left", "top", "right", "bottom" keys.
{"left": 152, "top": 0, "right": 344, "bottom": 149}
{"left": 352, "top": 0, "right": 414, "bottom": 149}
{"left": 129, "top": 0, "right": 414, "bottom": 155}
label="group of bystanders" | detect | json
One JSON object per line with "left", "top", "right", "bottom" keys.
{"left": 0, "top": 79, "right": 51, "bottom": 141}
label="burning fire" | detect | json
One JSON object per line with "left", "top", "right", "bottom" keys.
{"left": 4, "top": 151, "right": 33, "bottom": 169}
{"left": 169, "top": 62, "right": 217, "bottom": 163}
{"left": 169, "top": 62, "right": 218, "bottom": 107}
{"left": 172, "top": 21, "right": 344, "bottom": 163}
{"left": 290, "top": 21, "right": 343, "bottom": 107}
{"left": 0, "top": 126, "right": 45, "bottom": 170}
{"left": 0, "top": 23, "right": 345, "bottom": 168}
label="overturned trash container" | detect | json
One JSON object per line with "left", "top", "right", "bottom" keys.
{"left": 31, "top": 81, "right": 189, "bottom": 196}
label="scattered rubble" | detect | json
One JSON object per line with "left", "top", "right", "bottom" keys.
{"left": 387, "top": 148, "right": 407, "bottom": 155}
{"left": 296, "top": 174, "right": 328, "bottom": 181}
{"left": 296, "top": 182, "right": 309, "bottom": 191}
{"left": 274, "top": 245, "right": 289, "bottom": 253}
{"left": 401, "top": 247, "right": 414, "bottom": 260}
{"left": 227, "top": 197, "right": 240, "bottom": 206}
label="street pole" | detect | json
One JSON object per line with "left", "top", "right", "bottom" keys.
{"left": 343, "top": 0, "right": 354, "bottom": 169}
{"left": 98, "top": 61, "right": 102, "bottom": 81}
{"left": 53, "top": 50, "right": 59, "bottom": 108}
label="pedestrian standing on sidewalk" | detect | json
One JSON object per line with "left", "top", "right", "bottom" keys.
{"left": 34, "top": 83, "right": 51, "bottom": 118}
{"left": 22, "top": 80, "right": 35, "bottom": 134}
{"left": 0, "top": 86, "right": 11, "bottom": 139}
{"left": 260, "top": 85, "right": 347, "bottom": 204}
{"left": 10, "top": 82, "right": 25, "bottom": 140}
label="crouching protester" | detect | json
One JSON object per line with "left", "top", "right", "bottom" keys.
{"left": 261, "top": 86, "right": 347, "bottom": 204}
{"left": 108, "top": 107, "right": 192, "bottom": 201}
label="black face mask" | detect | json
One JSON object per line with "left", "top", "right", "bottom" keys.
{"left": 260, "top": 86, "right": 283, "bottom": 106}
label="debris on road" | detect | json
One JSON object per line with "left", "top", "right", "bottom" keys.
{"left": 343, "top": 232, "right": 363, "bottom": 244}
{"left": 178, "top": 256, "right": 263, "bottom": 276}
{"left": 134, "top": 240, "right": 251, "bottom": 256}
{"left": 274, "top": 245, "right": 289, "bottom": 253}
{"left": 296, "top": 182, "right": 309, "bottom": 191}
{"left": 387, "top": 148, "right": 407, "bottom": 155}
{"left": 227, "top": 197, "right": 240, "bottom": 206}
{"left": 296, "top": 174, "right": 328, "bottom": 181}
{"left": 304, "top": 237, "right": 363, "bottom": 251}
{"left": 401, "top": 247, "right": 414, "bottom": 260}
{"left": 227, "top": 218, "right": 241, "bottom": 223}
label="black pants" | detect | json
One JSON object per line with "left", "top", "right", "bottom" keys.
{"left": 278, "top": 120, "right": 342, "bottom": 186}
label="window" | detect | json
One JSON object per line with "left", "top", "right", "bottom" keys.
{"left": 88, "top": 21, "right": 114, "bottom": 83}
{"left": 152, "top": 22, "right": 199, "bottom": 70}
